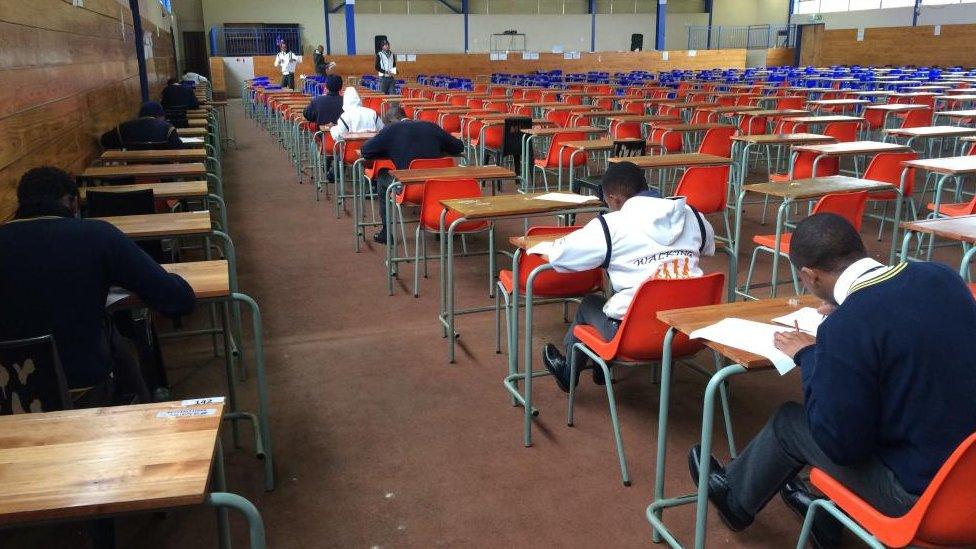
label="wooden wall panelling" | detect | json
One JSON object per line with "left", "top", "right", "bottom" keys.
{"left": 764, "top": 48, "right": 795, "bottom": 67}
{"left": 209, "top": 57, "right": 226, "bottom": 96}
{"left": 807, "top": 23, "right": 976, "bottom": 68}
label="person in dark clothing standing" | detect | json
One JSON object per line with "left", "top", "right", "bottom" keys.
{"left": 99, "top": 102, "right": 183, "bottom": 151}
{"left": 689, "top": 213, "right": 976, "bottom": 548}
{"left": 376, "top": 40, "right": 397, "bottom": 95}
{"left": 160, "top": 77, "right": 199, "bottom": 110}
{"left": 312, "top": 44, "right": 333, "bottom": 77}
{"left": 303, "top": 74, "right": 344, "bottom": 127}
{"left": 361, "top": 107, "right": 464, "bottom": 244}
{"left": 0, "top": 168, "right": 196, "bottom": 405}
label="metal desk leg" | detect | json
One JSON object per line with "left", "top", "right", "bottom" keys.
{"left": 651, "top": 328, "right": 677, "bottom": 543}
{"left": 769, "top": 199, "right": 791, "bottom": 298}
{"left": 213, "top": 440, "right": 231, "bottom": 549}
{"left": 205, "top": 492, "right": 266, "bottom": 549}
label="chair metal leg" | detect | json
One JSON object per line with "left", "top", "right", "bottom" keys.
{"left": 713, "top": 351, "right": 738, "bottom": 458}
{"left": 597, "top": 356, "right": 631, "bottom": 486}
{"left": 413, "top": 226, "right": 423, "bottom": 297}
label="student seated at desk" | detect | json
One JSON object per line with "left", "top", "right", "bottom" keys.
{"left": 160, "top": 77, "right": 200, "bottom": 110}
{"left": 99, "top": 101, "right": 183, "bottom": 151}
{"left": 329, "top": 87, "right": 383, "bottom": 142}
{"left": 689, "top": 214, "right": 976, "bottom": 549}
{"left": 303, "top": 74, "right": 344, "bottom": 127}
{"left": 0, "top": 168, "right": 196, "bottom": 406}
{"left": 361, "top": 106, "right": 464, "bottom": 244}
{"left": 541, "top": 161, "right": 715, "bottom": 389}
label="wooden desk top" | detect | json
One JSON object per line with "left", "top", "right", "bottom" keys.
{"left": 900, "top": 214, "right": 976, "bottom": 244}
{"left": 658, "top": 295, "right": 819, "bottom": 369}
{"left": 649, "top": 123, "right": 732, "bottom": 132}
{"left": 100, "top": 149, "right": 207, "bottom": 163}
{"left": 512, "top": 102, "right": 564, "bottom": 108}
{"left": 660, "top": 101, "right": 713, "bottom": 109}
{"left": 508, "top": 234, "right": 565, "bottom": 249}
{"left": 442, "top": 192, "right": 602, "bottom": 219}
{"left": 608, "top": 153, "right": 732, "bottom": 168}
{"left": 699, "top": 106, "right": 761, "bottom": 114}
{"left": 607, "top": 114, "right": 680, "bottom": 123}
{"left": 863, "top": 104, "right": 929, "bottom": 112}
{"left": 936, "top": 94, "right": 976, "bottom": 102}
{"left": 338, "top": 131, "right": 378, "bottom": 141}
{"left": 580, "top": 110, "right": 629, "bottom": 117}
{"left": 114, "top": 261, "right": 229, "bottom": 307}
{"left": 846, "top": 91, "right": 894, "bottom": 97}
{"left": 521, "top": 126, "right": 604, "bottom": 136}
{"left": 80, "top": 181, "right": 208, "bottom": 202}
{"left": 731, "top": 133, "right": 835, "bottom": 145}
{"left": 890, "top": 91, "right": 938, "bottom": 98}
{"left": 781, "top": 115, "right": 864, "bottom": 123}
{"left": 886, "top": 125, "right": 976, "bottom": 138}
{"left": 81, "top": 163, "right": 206, "bottom": 179}
{"left": 93, "top": 210, "right": 212, "bottom": 238}
{"left": 461, "top": 112, "right": 528, "bottom": 120}
{"left": 544, "top": 105, "right": 597, "bottom": 111}
{"left": 176, "top": 127, "right": 207, "bottom": 137}
{"left": 186, "top": 119, "right": 208, "bottom": 128}
{"left": 0, "top": 401, "right": 223, "bottom": 524}
{"left": 792, "top": 140, "right": 911, "bottom": 155}
{"left": 389, "top": 165, "right": 516, "bottom": 184}
{"left": 743, "top": 175, "right": 892, "bottom": 199}
{"left": 741, "top": 109, "right": 811, "bottom": 117}
{"left": 558, "top": 138, "right": 642, "bottom": 151}
{"left": 902, "top": 155, "right": 976, "bottom": 175}
{"left": 808, "top": 99, "right": 870, "bottom": 106}
{"left": 936, "top": 109, "right": 976, "bottom": 118}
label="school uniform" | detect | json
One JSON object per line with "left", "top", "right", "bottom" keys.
{"left": 160, "top": 82, "right": 199, "bottom": 110}
{"left": 722, "top": 259, "right": 976, "bottom": 519}
{"left": 376, "top": 50, "right": 397, "bottom": 95}
{"left": 99, "top": 116, "right": 183, "bottom": 150}
{"left": 547, "top": 192, "right": 715, "bottom": 356}
{"left": 274, "top": 50, "right": 299, "bottom": 89}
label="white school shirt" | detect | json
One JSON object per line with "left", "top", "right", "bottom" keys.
{"left": 274, "top": 51, "right": 298, "bottom": 75}
{"left": 547, "top": 194, "right": 716, "bottom": 319}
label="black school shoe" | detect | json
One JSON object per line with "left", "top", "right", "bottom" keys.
{"left": 781, "top": 479, "right": 843, "bottom": 549}
{"left": 542, "top": 343, "right": 576, "bottom": 393}
{"left": 688, "top": 445, "right": 755, "bottom": 532}
{"left": 372, "top": 231, "right": 387, "bottom": 244}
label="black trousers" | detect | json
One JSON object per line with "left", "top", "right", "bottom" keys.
{"left": 726, "top": 401, "right": 919, "bottom": 519}
{"left": 281, "top": 73, "right": 295, "bottom": 89}
{"left": 564, "top": 294, "right": 620, "bottom": 364}
{"left": 379, "top": 76, "right": 396, "bottom": 95}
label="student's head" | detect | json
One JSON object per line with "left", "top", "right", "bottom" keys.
{"left": 381, "top": 40, "right": 391, "bottom": 52}
{"left": 316, "top": 44, "right": 324, "bottom": 54}
{"left": 383, "top": 105, "right": 406, "bottom": 124}
{"left": 15, "top": 167, "right": 80, "bottom": 219}
{"left": 325, "top": 74, "right": 343, "bottom": 94}
{"left": 139, "top": 101, "right": 166, "bottom": 119}
{"left": 600, "top": 161, "right": 646, "bottom": 211}
{"left": 167, "top": 77, "right": 178, "bottom": 86}
{"left": 788, "top": 213, "right": 868, "bottom": 304}
{"left": 278, "top": 41, "right": 288, "bottom": 52}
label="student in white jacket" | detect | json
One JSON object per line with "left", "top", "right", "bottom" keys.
{"left": 329, "top": 87, "right": 383, "bottom": 141}
{"left": 541, "top": 161, "right": 715, "bottom": 390}
{"left": 273, "top": 41, "right": 299, "bottom": 89}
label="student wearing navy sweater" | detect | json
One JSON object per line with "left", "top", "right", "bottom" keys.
{"left": 689, "top": 214, "right": 976, "bottom": 548}
{"left": 360, "top": 107, "right": 464, "bottom": 244}
{"left": 0, "top": 168, "right": 195, "bottom": 405}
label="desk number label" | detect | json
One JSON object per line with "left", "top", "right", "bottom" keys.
{"left": 181, "top": 397, "right": 225, "bottom": 406}
{"left": 157, "top": 408, "right": 217, "bottom": 419}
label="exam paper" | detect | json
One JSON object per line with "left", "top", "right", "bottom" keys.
{"left": 526, "top": 241, "right": 554, "bottom": 256}
{"left": 688, "top": 318, "right": 797, "bottom": 375}
{"left": 106, "top": 287, "right": 131, "bottom": 307}
{"left": 771, "top": 307, "right": 824, "bottom": 335}
{"left": 180, "top": 137, "right": 204, "bottom": 144}
{"left": 533, "top": 193, "right": 599, "bottom": 204}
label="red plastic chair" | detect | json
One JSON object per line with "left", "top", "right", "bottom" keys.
{"left": 776, "top": 96, "right": 805, "bottom": 110}
{"left": 738, "top": 114, "right": 767, "bottom": 135}
{"left": 900, "top": 107, "right": 934, "bottom": 129}
{"left": 485, "top": 100, "right": 509, "bottom": 114}
{"left": 823, "top": 121, "right": 859, "bottom": 143}
{"left": 647, "top": 124, "right": 683, "bottom": 154}
{"left": 769, "top": 149, "right": 839, "bottom": 182}
{"left": 494, "top": 226, "right": 603, "bottom": 355}
{"left": 568, "top": 273, "right": 726, "bottom": 485}
{"left": 863, "top": 151, "right": 918, "bottom": 240}
{"left": 610, "top": 120, "right": 643, "bottom": 140}
{"left": 546, "top": 109, "right": 571, "bottom": 127}
{"left": 533, "top": 131, "right": 587, "bottom": 190}
{"left": 799, "top": 431, "right": 976, "bottom": 549}
{"left": 673, "top": 165, "right": 731, "bottom": 241}
{"left": 412, "top": 178, "right": 490, "bottom": 297}
{"left": 449, "top": 95, "right": 468, "bottom": 107}
{"left": 747, "top": 191, "right": 868, "bottom": 296}
{"left": 697, "top": 127, "right": 735, "bottom": 157}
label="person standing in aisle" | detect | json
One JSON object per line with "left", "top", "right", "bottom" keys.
{"left": 376, "top": 40, "right": 397, "bottom": 95}
{"left": 274, "top": 40, "right": 299, "bottom": 89}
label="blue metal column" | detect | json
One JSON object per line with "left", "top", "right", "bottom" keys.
{"left": 345, "top": 0, "right": 357, "bottom": 55}
{"left": 324, "top": 0, "right": 332, "bottom": 55}
{"left": 463, "top": 0, "right": 469, "bottom": 52}
{"left": 128, "top": 0, "right": 150, "bottom": 103}
{"left": 589, "top": 0, "right": 596, "bottom": 52}
{"left": 912, "top": 0, "right": 922, "bottom": 26}
{"left": 704, "top": 0, "right": 713, "bottom": 49}
{"left": 655, "top": 0, "right": 666, "bottom": 51}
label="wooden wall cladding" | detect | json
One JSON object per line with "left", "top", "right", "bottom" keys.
{"left": 806, "top": 23, "right": 976, "bottom": 68}
{"left": 0, "top": 0, "right": 176, "bottom": 221}
{"left": 209, "top": 56, "right": 226, "bottom": 96}
{"left": 242, "top": 49, "right": 751, "bottom": 83}
{"left": 765, "top": 48, "right": 795, "bottom": 68}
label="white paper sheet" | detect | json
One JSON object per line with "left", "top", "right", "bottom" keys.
{"left": 156, "top": 408, "right": 217, "bottom": 419}
{"left": 688, "top": 318, "right": 797, "bottom": 375}
{"left": 526, "top": 241, "right": 554, "bottom": 256}
{"left": 771, "top": 307, "right": 825, "bottom": 335}
{"left": 180, "top": 137, "right": 204, "bottom": 144}
{"left": 106, "top": 287, "right": 131, "bottom": 307}
{"left": 533, "top": 192, "right": 599, "bottom": 204}
{"left": 181, "top": 396, "right": 225, "bottom": 406}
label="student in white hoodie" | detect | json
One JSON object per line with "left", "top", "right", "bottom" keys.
{"left": 329, "top": 87, "right": 384, "bottom": 141}
{"left": 273, "top": 41, "right": 299, "bottom": 89}
{"left": 541, "top": 161, "right": 715, "bottom": 390}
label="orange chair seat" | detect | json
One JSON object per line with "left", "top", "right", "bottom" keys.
{"left": 534, "top": 156, "right": 586, "bottom": 169}
{"left": 753, "top": 232, "right": 793, "bottom": 252}
{"left": 573, "top": 324, "right": 620, "bottom": 361}
{"left": 364, "top": 159, "right": 396, "bottom": 181}
{"left": 969, "top": 283, "right": 976, "bottom": 299}
{"left": 498, "top": 268, "right": 600, "bottom": 298}
{"left": 768, "top": 172, "right": 791, "bottom": 183}
{"left": 927, "top": 201, "right": 976, "bottom": 217}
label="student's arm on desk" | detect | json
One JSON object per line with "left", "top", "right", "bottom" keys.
{"left": 165, "top": 127, "right": 184, "bottom": 149}
{"left": 102, "top": 223, "right": 196, "bottom": 317}
{"left": 547, "top": 218, "right": 607, "bottom": 273}
{"left": 360, "top": 129, "right": 389, "bottom": 159}
{"left": 436, "top": 126, "right": 465, "bottom": 156}
{"left": 303, "top": 101, "right": 316, "bottom": 122}
{"left": 794, "top": 317, "right": 879, "bottom": 466}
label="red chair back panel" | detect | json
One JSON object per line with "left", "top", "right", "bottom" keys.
{"left": 674, "top": 165, "right": 730, "bottom": 214}
{"left": 419, "top": 178, "right": 485, "bottom": 232}
{"left": 518, "top": 226, "right": 603, "bottom": 296}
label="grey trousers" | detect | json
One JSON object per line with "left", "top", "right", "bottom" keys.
{"left": 564, "top": 294, "right": 620, "bottom": 361}
{"left": 726, "top": 401, "right": 919, "bottom": 519}
{"left": 376, "top": 171, "right": 395, "bottom": 232}
{"left": 379, "top": 76, "right": 396, "bottom": 95}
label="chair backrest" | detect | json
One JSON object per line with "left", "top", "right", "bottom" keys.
{"left": 612, "top": 273, "right": 726, "bottom": 361}
{"left": 623, "top": 101, "right": 645, "bottom": 114}
{"left": 789, "top": 149, "right": 839, "bottom": 179}
{"left": 546, "top": 109, "right": 571, "bottom": 128}
{"left": 418, "top": 109, "right": 440, "bottom": 123}
{"left": 485, "top": 100, "right": 509, "bottom": 113}
{"left": 610, "top": 120, "right": 642, "bottom": 140}
{"left": 697, "top": 126, "right": 735, "bottom": 157}
{"left": 541, "top": 131, "right": 587, "bottom": 167}
{"left": 612, "top": 139, "right": 646, "bottom": 158}
{"left": 902, "top": 107, "right": 933, "bottom": 129}
{"left": 738, "top": 114, "right": 767, "bottom": 135}
{"left": 400, "top": 157, "right": 457, "bottom": 204}
{"left": 517, "top": 226, "right": 603, "bottom": 297}
{"left": 673, "top": 165, "right": 730, "bottom": 214}
{"left": 341, "top": 138, "right": 365, "bottom": 164}
{"left": 0, "top": 336, "right": 71, "bottom": 415}
{"left": 823, "top": 122, "right": 859, "bottom": 143}
{"left": 419, "top": 178, "right": 483, "bottom": 231}
{"left": 812, "top": 191, "right": 868, "bottom": 231}
{"left": 863, "top": 151, "right": 918, "bottom": 196}
{"left": 776, "top": 96, "right": 805, "bottom": 110}
{"left": 911, "top": 431, "right": 976, "bottom": 546}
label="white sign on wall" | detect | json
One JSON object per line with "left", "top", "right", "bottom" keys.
{"left": 856, "top": 28, "right": 865, "bottom": 41}
{"left": 143, "top": 31, "right": 154, "bottom": 60}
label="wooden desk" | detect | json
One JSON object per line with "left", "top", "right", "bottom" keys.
{"left": 389, "top": 165, "right": 516, "bottom": 185}
{"left": 176, "top": 127, "right": 207, "bottom": 137}
{"left": 900, "top": 215, "right": 976, "bottom": 245}
{"left": 902, "top": 155, "right": 976, "bottom": 175}
{"left": 934, "top": 109, "right": 976, "bottom": 120}
{"left": 609, "top": 153, "right": 732, "bottom": 169}
{"left": 508, "top": 233, "right": 563, "bottom": 250}
{"left": 781, "top": 114, "right": 864, "bottom": 125}
{"left": 80, "top": 181, "right": 209, "bottom": 202}
{"left": 100, "top": 148, "right": 207, "bottom": 163}
{"left": 792, "top": 140, "right": 911, "bottom": 162}
{"left": 608, "top": 114, "right": 680, "bottom": 124}
{"left": 886, "top": 125, "right": 976, "bottom": 139}
{"left": 520, "top": 125, "right": 603, "bottom": 137}
{"left": 337, "top": 131, "right": 378, "bottom": 141}
{"left": 186, "top": 118, "right": 208, "bottom": 128}
{"left": 441, "top": 192, "right": 600, "bottom": 220}
{"left": 738, "top": 109, "right": 810, "bottom": 117}
{"left": 93, "top": 210, "right": 212, "bottom": 239}
{"left": 730, "top": 133, "right": 834, "bottom": 146}
{"left": 863, "top": 103, "right": 928, "bottom": 112}
{"left": 81, "top": 163, "right": 206, "bottom": 180}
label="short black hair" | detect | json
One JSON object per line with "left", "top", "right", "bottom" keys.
{"left": 167, "top": 77, "right": 178, "bottom": 85}
{"left": 601, "top": 161, "right": 646, "bottom": 199}
{"left": 15, "top": 167, "right": 79, "bottom": 219}
{"left": 383, "top": 105, "right": 406, "bottom": 124}
{"left": 788, "top": 213, "right": 867, "bottom": 273}
{"left": 325, "top": 74, "right": 343, "bottom": 93}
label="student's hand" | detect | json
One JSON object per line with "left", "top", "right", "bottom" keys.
{"left": 817, "top": 302, "right": 837, "bottom": 316}
{"left": 773, "top": 331, "right": 816, "bottom": 359}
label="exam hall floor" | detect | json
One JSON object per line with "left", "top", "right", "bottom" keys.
{"left": 4, "top": 102, "right": 954, "bottom": 549}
